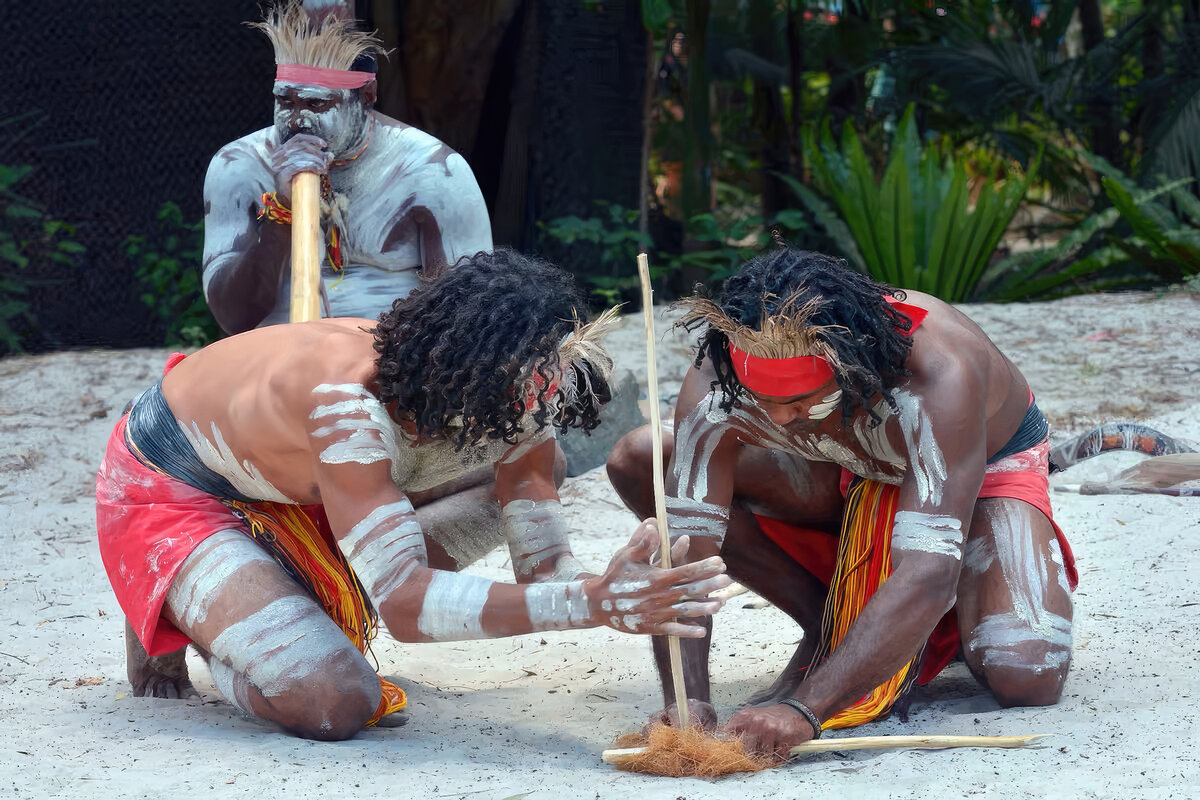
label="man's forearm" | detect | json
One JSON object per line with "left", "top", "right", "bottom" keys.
{"left": 203, "top": 222, "right": 291, "bottom": 333}
{"left": 792, "top": 571, "right": 953, "bottom": 721}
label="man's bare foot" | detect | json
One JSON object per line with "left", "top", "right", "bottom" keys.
{"left": 125, "top": 620, "right": 199, "bottom": 699}
{"left": 372, "top": 711, "right": 409, "bottom": 728}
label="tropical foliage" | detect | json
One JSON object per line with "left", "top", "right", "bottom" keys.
{"left": 789, "top": 106, "right": 1038, "bottom": 301}
{"left": 124, "top": 202, "right": 219, "bottom": 349}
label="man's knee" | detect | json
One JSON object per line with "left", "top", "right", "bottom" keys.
{"left": 280, "top": 649, "right": 381, "bottom": 740}
{"left": 605, "top": 425, "right": 652, "bottom": 499}
{"left": 967, "top": 631, "right": 1071, "bottom": 708}
{"left": 979, "top": 659, "right": 1069, "bottom": 708}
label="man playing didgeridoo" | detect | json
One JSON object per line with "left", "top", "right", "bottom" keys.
{"left": 96, "top": 250, "right": 729, "bottom": 739}
{"left": 203, "top": 2, "right": 492, "bottom": 334}
{"left": 607, "top": 247, "right": 1075, "bottom": 757}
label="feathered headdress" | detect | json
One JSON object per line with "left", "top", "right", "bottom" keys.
{"left": 249, "top": 1, "right": 386, "bottom": 76}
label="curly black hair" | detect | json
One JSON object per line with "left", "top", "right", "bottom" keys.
{"left": 684, "top": 248, "right": 916, "bottom": 424}
{"left": 372, "top": 248, "right": 610, "bottom": 449}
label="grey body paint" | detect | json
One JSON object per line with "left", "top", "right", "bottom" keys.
{"left": 202, "top": 113, "right": 492, "bottom": 325}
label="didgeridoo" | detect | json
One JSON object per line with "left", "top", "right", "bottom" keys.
{"left": 289, "top": 171, "right": 322, "bottom": 323}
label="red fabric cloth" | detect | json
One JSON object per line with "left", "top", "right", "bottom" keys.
{"left": 756, "top": 438, "right": 1075, "bottom": 686}
{"left": 96, "top": 415, "right": 246, "bottom": 655}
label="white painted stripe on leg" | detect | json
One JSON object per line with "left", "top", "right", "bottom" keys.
{"left": 209, "top": 595, "right": 344, "bottom": 697}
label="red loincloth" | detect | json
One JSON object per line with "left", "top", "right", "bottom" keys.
{"left": 756, "top": 438, "right": 1076, "bottom": 686}
{"left": 96, "top": 413, "right": 246, "bottom": 655}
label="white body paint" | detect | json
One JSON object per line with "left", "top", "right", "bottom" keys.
{"left": 893, "top": 390, "right": 948, "bottom": 505}
{"left": 664, "top": 497, "right": 730, "bottom": 544}
{"left": 969, "top": 610, "right": 1072, "bottom": 671}
{"left": 807, "top": 390, "right": 843, "bottom": 420}
{"left": 310, "top": 383, "right": 402, "bottom": 470}
{"left": 502, "top": 499, "right": 578, "bottom": 579}
{"left": 524, "top": 581, "right": 591, "bottom": 630}
{"left": 209, "top": 657, "right": 254, "bottom": 714}
{"left": 178, "top": 419, "right": 294, "bottom": 503}
{"left": 339, "top": 499, "right": 426, "bottom": 601}
{"left": 416, "top": 571, "right": 492, "bottom": 641}
{"left": 209, "top": 595, "right": 345, "bottom": 697}
{"left": 166, "top": 529, "right": 275, "bottom": 630}
{"left": 891, "top": 511, "right": 964, "bottom": 560}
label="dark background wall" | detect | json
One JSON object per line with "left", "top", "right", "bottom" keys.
{"left": 2, "top": 0, "right": 647, "bottom": 352}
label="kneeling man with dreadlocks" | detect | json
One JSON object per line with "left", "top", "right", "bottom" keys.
{"left": 96, "top": 249, "right": 729, "bottom": 739}
{"left": 607, "top": 248, "right": 1076, "bottom": 758}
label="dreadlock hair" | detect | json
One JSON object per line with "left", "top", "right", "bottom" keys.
{"left": 372, "top": 248, "right": 614, "bottom": 450}
{"left": 678, "top": 248, "right": 915, "bottom": 425}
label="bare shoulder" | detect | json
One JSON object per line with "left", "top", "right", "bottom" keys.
{"left": 207, "top": 127, "right": 277, "bottom": 175}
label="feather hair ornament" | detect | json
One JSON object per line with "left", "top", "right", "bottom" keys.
{"left": 249, "top": 1, "right": 387, "bottom": 71}
{"left": 676, "top": 289, "right": 846, "bottom": 370}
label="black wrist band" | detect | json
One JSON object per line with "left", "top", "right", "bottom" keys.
{"left": 778, "top": 697, "right": 822, "bottom": 739}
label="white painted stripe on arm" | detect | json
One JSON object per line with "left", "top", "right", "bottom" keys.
{"left": 891, "top": 511, "right": 964, "bottom": 559}
{"left": 416, "top": 572, "right": 493, "bottom": 641}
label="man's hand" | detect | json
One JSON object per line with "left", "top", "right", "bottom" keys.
{"left": 585, "top": 520, "right": 731, "bottom": 638}
{"left": 647, "top": 699, "right": 718, "bottom": 732}
{"left": 271, "top": 134, "right": 334, "bottom": 203}
{"left": 725, "top": 703, "right": 816, "bottom": 759}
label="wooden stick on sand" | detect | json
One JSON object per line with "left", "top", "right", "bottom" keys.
{"left": 289, "top": 171, "right": 323, "bottom": 323}
{"left": 601, "top": 733, "right": 1050, "bottom": 766}
{"left": 637, "top": 252, "right": 691, "bottom": 732}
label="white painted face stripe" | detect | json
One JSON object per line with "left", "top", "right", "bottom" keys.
{"left": 892, "top": 511, "right": 964, "bottom": 559}
{"left": 416, "top": 572, "right": 492, "bottom": 641}
{"left": 167, "top": 529, "right": 274, "bottom": 630}
{"left": 524, "top": 581, "right": 590, "bottom": 630}
{"left": 807, "top": 390, "right": 843, "bottom": 420}
{"left": 209, "top": 596, "right": 344, "bottom": 696}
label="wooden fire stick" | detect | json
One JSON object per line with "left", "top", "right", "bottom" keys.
{"left": 637, "top": 252, "right": 691, "bottom": 731}
{"left": 289, "top": 171, "right": 323, "bottom": 323}
{"left": 601, "top": 733, "right": 1050, "bottom": 766}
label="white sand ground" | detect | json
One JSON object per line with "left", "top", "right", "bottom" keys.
{"left": 0, "top": 291, "right": 1198, "bottom": 800}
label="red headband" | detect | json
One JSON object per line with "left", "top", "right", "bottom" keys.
{"left": 728, "top": 343, "right": 835, "bottom": 397}
{"left": 275, "top": 64, "right": 375, "bottom": 90}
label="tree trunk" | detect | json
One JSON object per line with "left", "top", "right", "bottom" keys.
{"left": 681, "top": 0, "right": 712, "bottom": 223}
